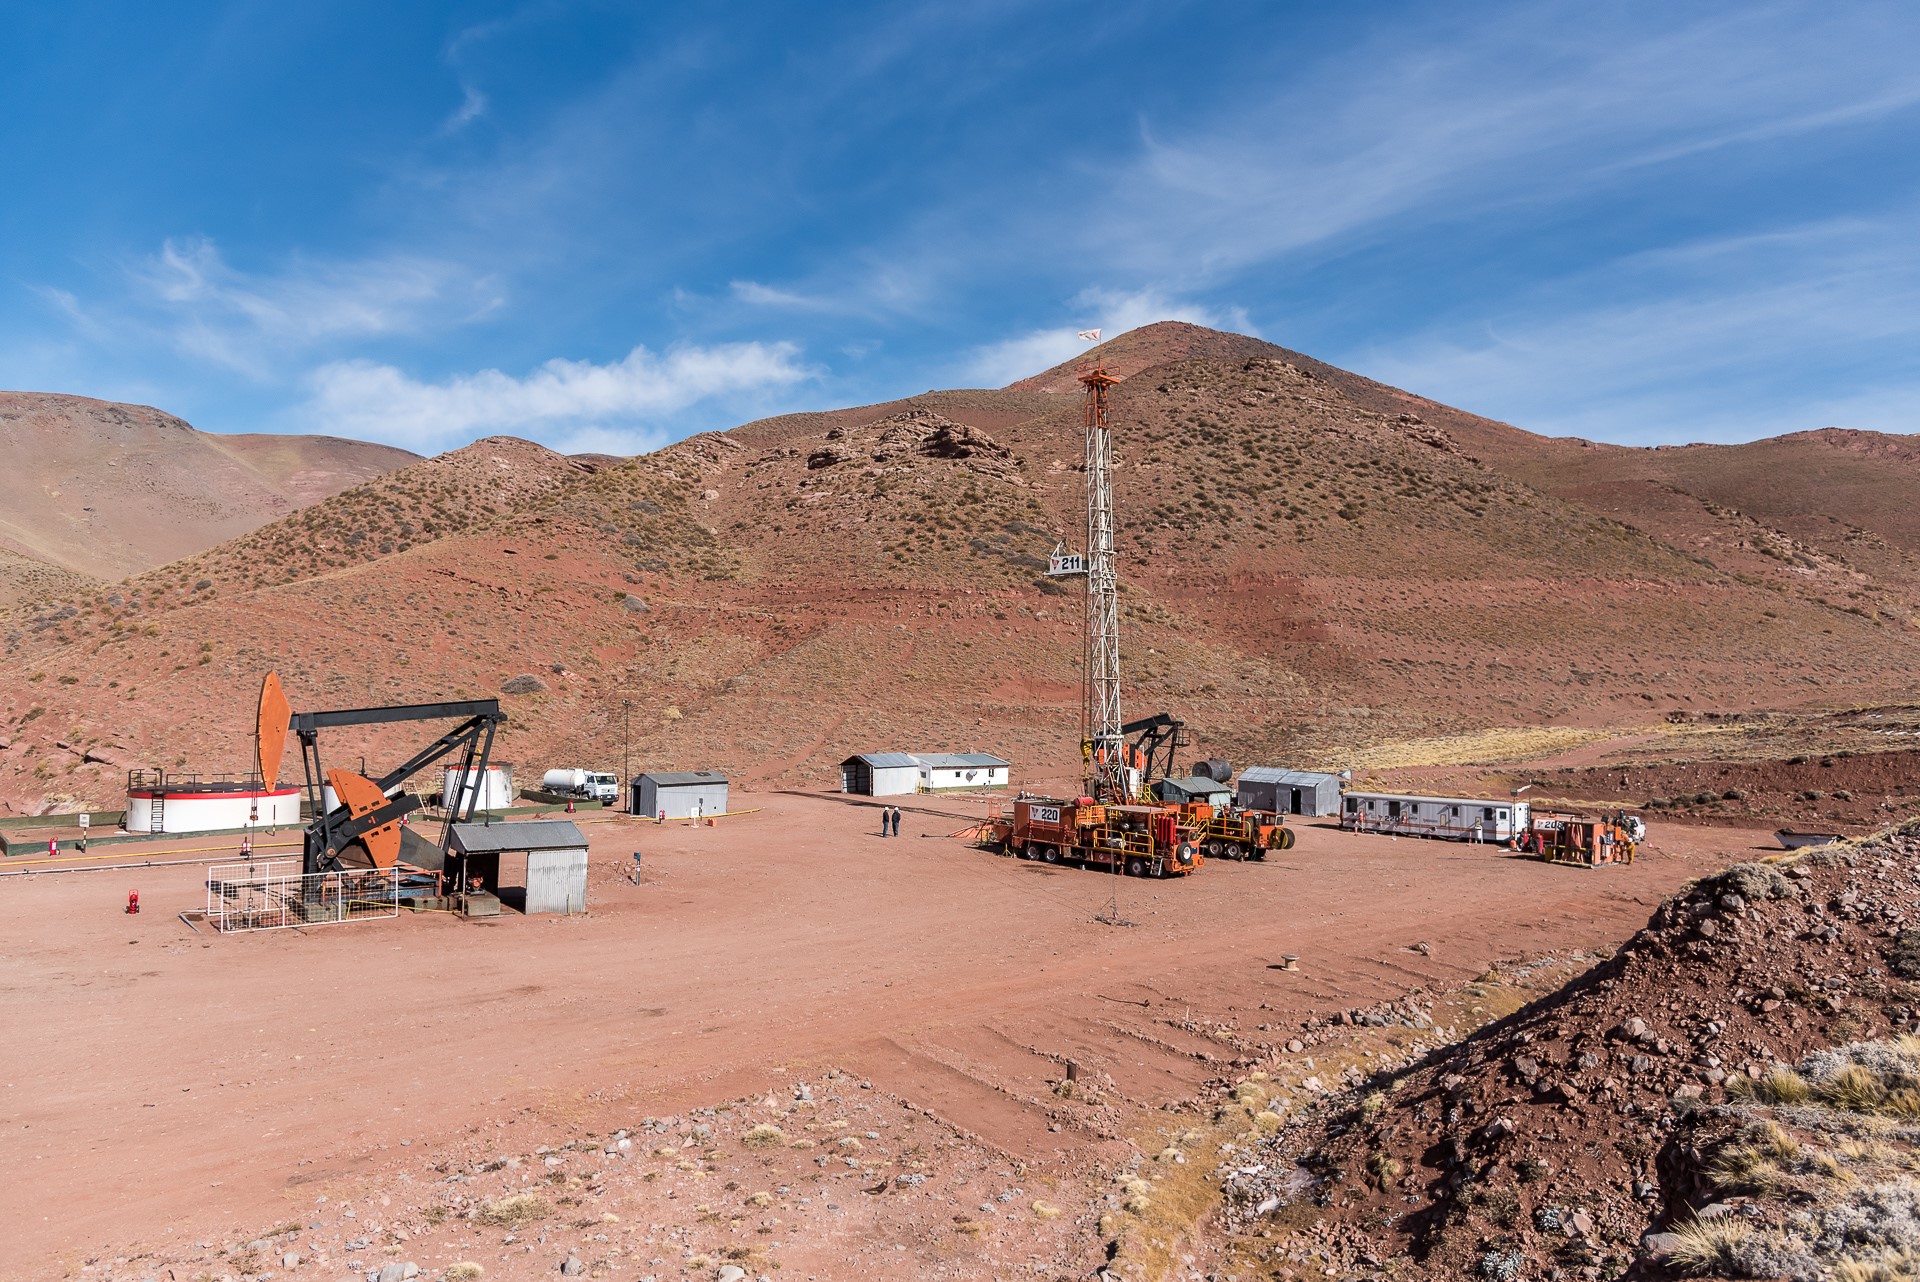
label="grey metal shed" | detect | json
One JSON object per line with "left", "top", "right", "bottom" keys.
{"left": 1156, "top": 775, "right": 1234, "bottom": 806}
{"left": 840, "top": 753, "right": 922, "bottom": 796}
{"left": 1237, "top": 767, "right": 1343, "bottom": 817}
{"left": 632, "top": 769, "right": 730, "bottom": 820}
{"left": 449, "top": 819, "right": 589, "bottom": 914}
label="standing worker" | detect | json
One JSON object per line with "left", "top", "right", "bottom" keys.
{"left": 879, "top": 806, "right": 891, "bottom": 837}
{"left": 891, "top": 807, "right": 901, "bottom": 838}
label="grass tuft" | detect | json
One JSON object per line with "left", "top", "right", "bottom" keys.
{"left": 474, "top": 1192, "right": 548, "bottom": 1228}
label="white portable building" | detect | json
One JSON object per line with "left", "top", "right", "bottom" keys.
{"left": 840, "top": 753, "right": 922, "bottom": 796}
{"left": 633, "top": 770, "right": 730, "bottom": 820}
{"left": 913, "top": 753, "right": 1010, "bottom": 791}
{"left": 1340, "top": 791, "right": 1529, "bottom": 843}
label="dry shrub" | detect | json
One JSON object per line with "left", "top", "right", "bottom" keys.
{"left": 1365, "top": 1151, "right": 1404, "bottom": 1189}
{"left": 1665, "top": 1217, "right": 1753, "bottom": 1274}
{"left": 740, "top": 1124, "right": 785, "bottom": 1148}
{"left": 1031, "top": 1200, "right": 1063, "bottom": 1220}
{"left": 446, "top": 1265, "right": 485, "bottom": 1282}
{"left": 474, "top": 1192, "right": 548, "bottom": 1228}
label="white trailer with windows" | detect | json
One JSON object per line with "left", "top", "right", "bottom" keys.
{"left": 1340, "top": 790, "right": 1530, "bottom": 843}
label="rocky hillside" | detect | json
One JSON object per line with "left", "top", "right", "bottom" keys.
{"left": 3, "top": 323, "right": 1920, "bottom": 815}
{"left": 1210, "top": 821, "right": 1920, "bottom": 1280}
{"left": 0, "top": 391, "right": 417, "bottom": 582}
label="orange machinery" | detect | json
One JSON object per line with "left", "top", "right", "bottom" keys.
{"left": 993, "top": 796, "right": 1202, "bottom": 878}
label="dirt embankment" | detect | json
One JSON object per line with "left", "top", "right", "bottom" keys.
{"left": 1204, "top": 821, "right": 1920, "bottom": 1279}
{"left": 1506, "top": 745, "right": 1920, "bottom": 831}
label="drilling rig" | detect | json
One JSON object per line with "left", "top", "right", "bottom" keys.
{"left": 1078, "top": 361, "right": 1127, "bottom": 804}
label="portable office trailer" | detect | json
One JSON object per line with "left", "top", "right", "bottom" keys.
{"left": 840, "top": 753, "right": 922, "bottom": 796}
{"left": 632, "top": 769, "right": 729, "bottom": 819}
{"left": 914, "top": 752, "right": 1010, "bottom": 791}
{"left": 1340, "top": 790, "right": 1529, "bottom": 842}
{"left": 1236, "top": 767, "right": 1342, "bottom": 816}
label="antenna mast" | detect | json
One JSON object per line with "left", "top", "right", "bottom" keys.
{"left": 1079, "top": 362, "right": 1124, "bottom": 803}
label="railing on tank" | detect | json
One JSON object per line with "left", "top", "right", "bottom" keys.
{"left": 127, "top": 768, "right": 266, "bottom": 792}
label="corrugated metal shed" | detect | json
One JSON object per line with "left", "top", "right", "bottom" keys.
{"left": 1236, "top": 767, "right": 1343, "bottom": 817}
{"left": 640, "top": 769, "right": 730, "bottom": 787}
{"left": 449, "top": 819, "right": 588, "bottom": 853}
{"left": 633, "top": 769, "right": 730, "bottom": 820}
{"left": 841, "top": 753, "right": 922, "bottom": 796}
{"left": 1157, "top": 775, "right": 1234, "bottom": 804}
{"left": 449, "top": 819, "right": 588, "bottom": 915}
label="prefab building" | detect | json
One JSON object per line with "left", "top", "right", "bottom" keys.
{"left": 632, "top": 769, "right": 729, "bottom": 820}
{"left": 914, "top": 753, "right": 1011, "bottom": 791}
{"left": 1236, "top": 767, "right": 1342, "bottom": 817}
{"left": 1341, "top": 791, "right": 1530, "bottom": 843}
{"left": 840, "top": 753, "right": 922, "bottom": 796}
{"left": 449, "top": 818, "right": 590, "bottom": 914}
{"left": 1155, "top": 775, "right": 1234, "bottom": 807}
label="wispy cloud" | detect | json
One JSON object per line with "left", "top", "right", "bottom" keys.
{"left": 966, "top": 288, "right": 1253, "bottom": 386}
{"left": 1358, "top": 214, "right": 1920, "bottom": 443}
{"left": 730, "top": 280, "right": 825, "bottom": 308}
{"left": 1086, "top": 5, "right": 1920, "bottom": 279}
{"left": 443, "top": 83, "right": 488, "bottom": 133}
{"left": 298, "top": 340, "right": 815, "bottom": 452}
{"left": 120, "top": 237, "right": 500, "bottom": 377}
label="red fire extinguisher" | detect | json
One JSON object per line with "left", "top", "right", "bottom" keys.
{"left": 126, "top": 890, "right": 140, "bottom": 915}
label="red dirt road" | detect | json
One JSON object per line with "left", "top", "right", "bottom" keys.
{"left": 0, "top": 793, "right": 1771, "bottom": 1279}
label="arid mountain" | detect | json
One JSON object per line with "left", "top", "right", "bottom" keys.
{"left": 0, "top": 391, "right": 418, "bottom": 583}
{"left": 3, "top": 323, "right": 1919, "bottom": 816}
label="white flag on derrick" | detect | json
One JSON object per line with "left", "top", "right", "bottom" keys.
{"left": 1077, "top": 328, "right": 1101, "bottom": 342}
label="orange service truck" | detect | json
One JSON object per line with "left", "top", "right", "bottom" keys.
{"left": 1001, "top": 796, "right": 1202, "bottom": 877}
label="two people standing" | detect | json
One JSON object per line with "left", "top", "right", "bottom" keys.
{"left": 878, "top": 805, "right": 902, "bottom": 837}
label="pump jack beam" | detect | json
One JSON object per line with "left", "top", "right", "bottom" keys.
{"left": 286, "top": 695, "right": 506, "bottom": 876}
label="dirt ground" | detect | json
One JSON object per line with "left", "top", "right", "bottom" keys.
{"left": 0, "top": 792, "right": 1775, "bottom": 1281}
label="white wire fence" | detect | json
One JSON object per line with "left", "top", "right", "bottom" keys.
{"left": 204, "top": 860, "right": 400, "bottom": 932}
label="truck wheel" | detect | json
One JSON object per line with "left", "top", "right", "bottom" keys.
{"left": 1278, "top": 829, "right": 1296, "bottom": 850}
{"left": 1042, "top": 845, "right": 1060, "bottom": 864}
{"left": 1126, "top": 857, "right": 1146, "bottom": 878}
{"left": 1225, "top": 842, "right": 1246, "bottom": 861}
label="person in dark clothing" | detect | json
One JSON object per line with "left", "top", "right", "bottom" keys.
{"left": 890, "top": 807, "right": 902, "bottom": 837}
{"left": 880, "top": 806, "right": 891, "bottom": 836}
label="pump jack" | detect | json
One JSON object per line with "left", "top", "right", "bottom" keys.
{"left": 255, "top": 672, "right": 508, "bottom": 877}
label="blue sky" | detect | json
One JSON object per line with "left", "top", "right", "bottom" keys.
{"left": 3, "top": 1, "right": 1917, "bottom": 455}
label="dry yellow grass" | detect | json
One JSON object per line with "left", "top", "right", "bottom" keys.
{"left": 473, "top": 1192, "right": 548, "bottom": 1228}
{"left": 1350, "top": 724, "right": 1624, "bottom": 769}
{"left": 740, "top": 1123, "right": 785, "bottom": 1148}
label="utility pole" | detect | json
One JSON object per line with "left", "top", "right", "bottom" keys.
{"left": 621, "top": 698, "right": 632, "bottom": 814}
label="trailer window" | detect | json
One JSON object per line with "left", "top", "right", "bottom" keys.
{"left": 1345, "top": 798, "right": 1357, "bottom": 813}
{"left": 1449, "top": 806, "right": 1459, "bottom": 818}
{"left": 1498, "top": 810, "right": 1509, "bottom": 821}
{"left": 1483, "top": 807, "right": 1495, "bottom": 821}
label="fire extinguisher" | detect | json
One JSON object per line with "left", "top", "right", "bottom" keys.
{"left": 126, "top": 890, "right": 140, "bottom": 915}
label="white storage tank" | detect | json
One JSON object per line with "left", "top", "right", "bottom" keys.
{"left": 445, "top": 762, "right": 515, "bottom": 811}
{"left": 125, "top": 774, "right": 301, "bottom": 835}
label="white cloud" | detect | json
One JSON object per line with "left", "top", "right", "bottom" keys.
{"left": 965, "top": 288, "right": 1254, "bottom": 386}
{"left": 128, "top": 237, "right": 500, "bottom": 376}
{"left": 299, "top": 340, "right": 814, "bottom": 451}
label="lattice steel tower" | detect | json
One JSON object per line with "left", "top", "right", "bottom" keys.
{"left": 1079, "top": 362, "right": 1125, "bottom": 803}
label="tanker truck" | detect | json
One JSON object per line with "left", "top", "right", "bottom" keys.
{"left": 541, "top": 767, "right": 620, "bottom": 805}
